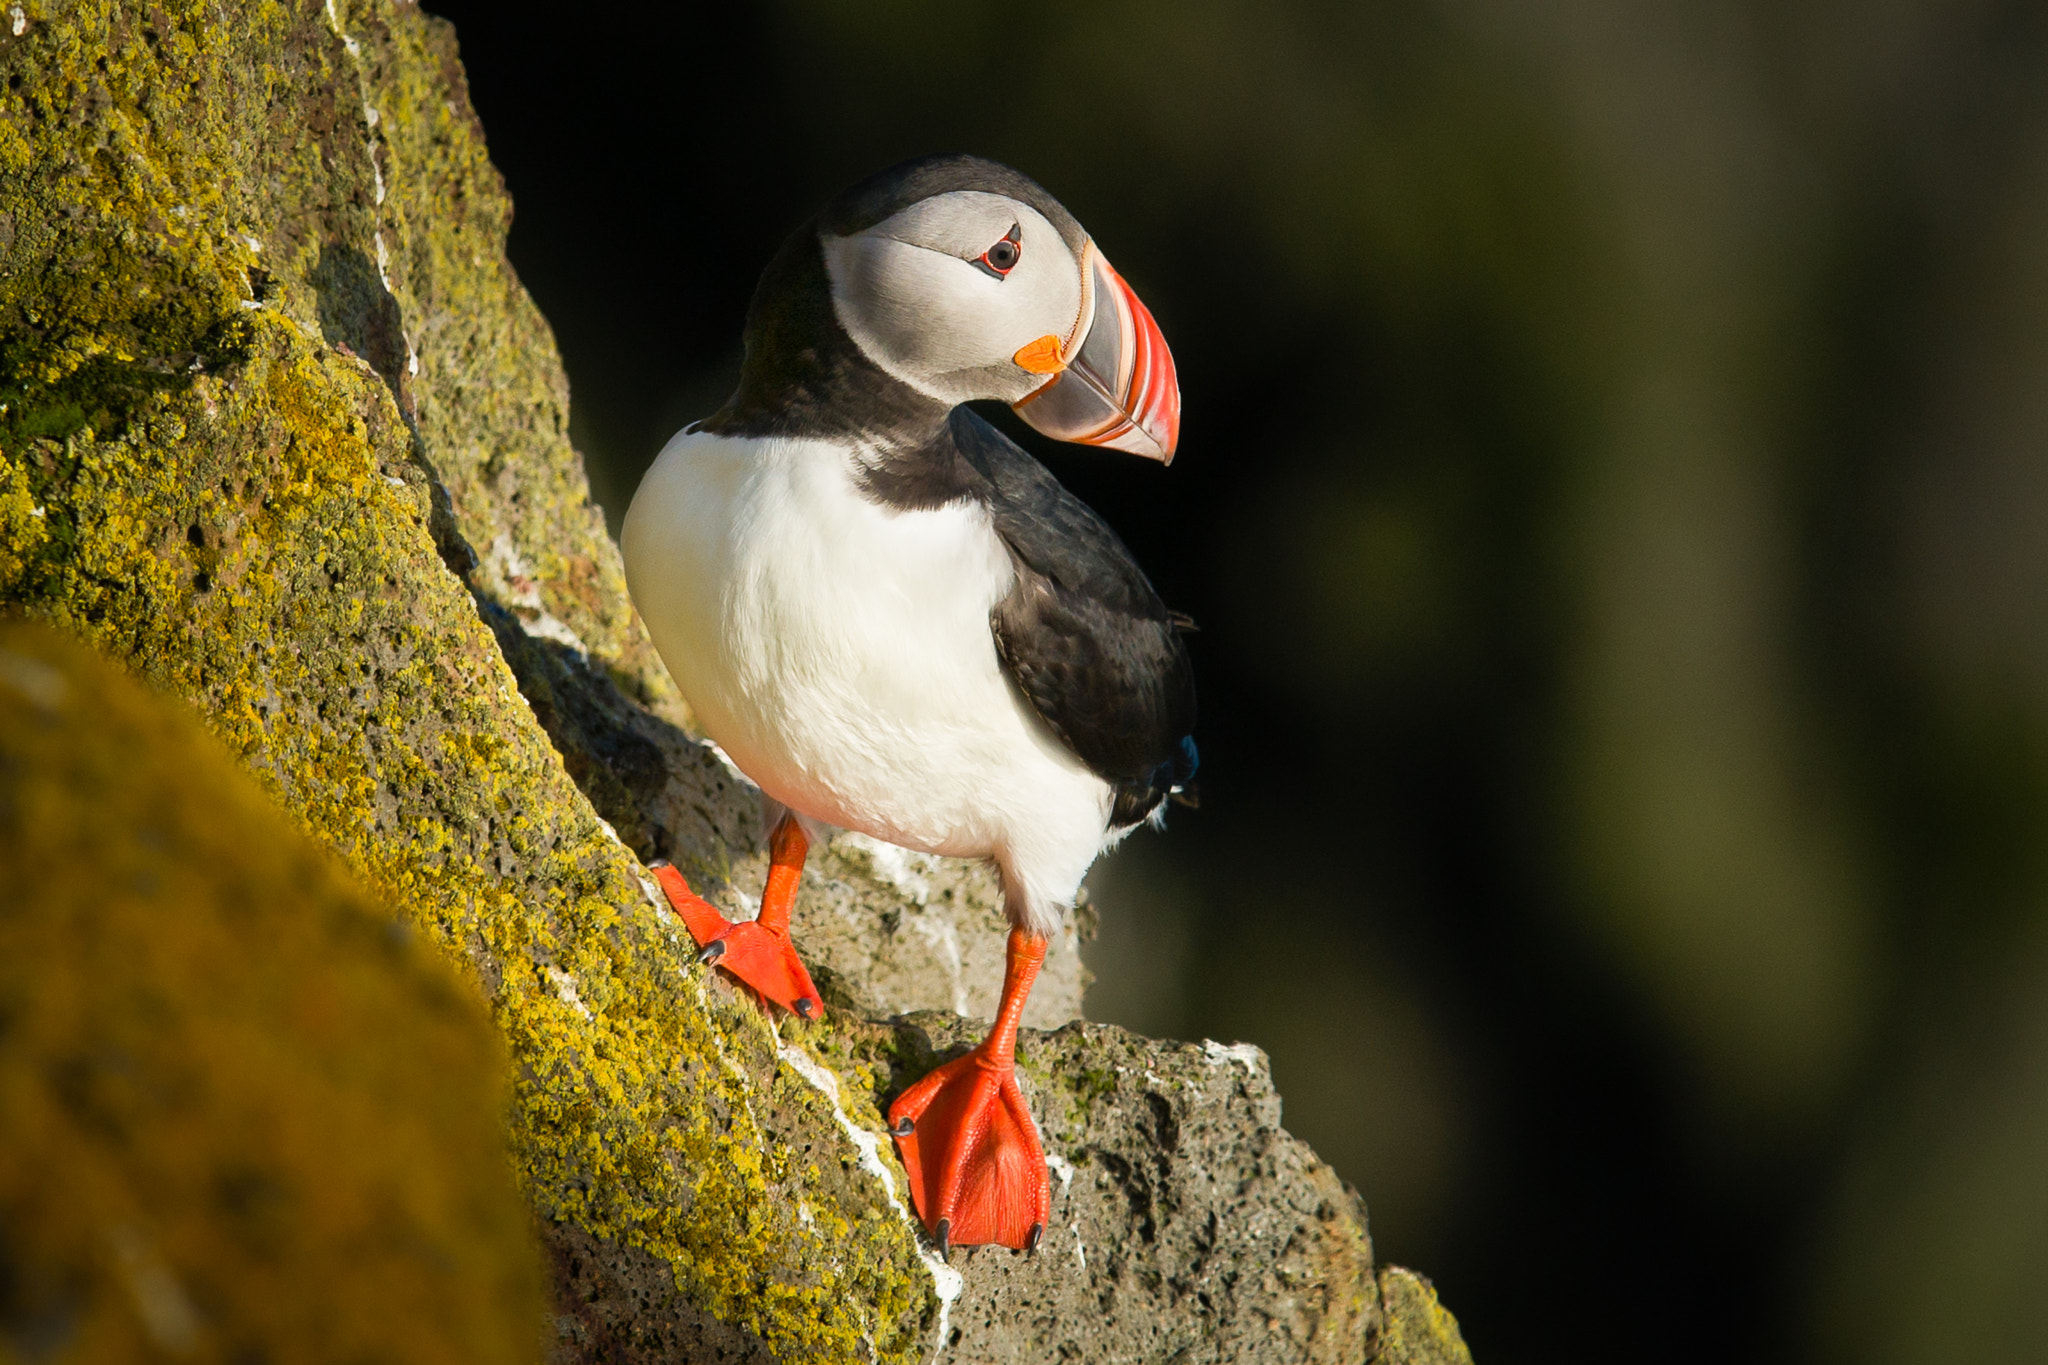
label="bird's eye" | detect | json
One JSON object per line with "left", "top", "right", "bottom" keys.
{"left": 973, "top": 226, "right": 1023, "bottom": 279}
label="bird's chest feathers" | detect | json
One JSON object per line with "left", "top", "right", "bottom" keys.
{"left": 706, "top": 437, "right": 1016, "bottom": 737}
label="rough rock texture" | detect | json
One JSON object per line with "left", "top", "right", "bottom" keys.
{"left": 0, "top": 3, "right": 1470, "bottom": 1361}
{"left": 799, "top": 836, "right": 1091, "bottom": 1027}
{"left": 0, "top": 620, "right": 544, "bottom": 1362}
{"left": 840, "top": 1017, "right": 1379, "bottom": 1363}
{"left": 1374, "top": 1269, "right": 1474, "bottom": 1365}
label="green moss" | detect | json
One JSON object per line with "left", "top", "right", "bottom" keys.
{"left": 0, "top": 4, "right": 933, "bottom": 1359}
{"left": 0, "top": 619, "right": 544, "bottom": 1362}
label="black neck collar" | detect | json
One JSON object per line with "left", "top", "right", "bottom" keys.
{"left": 701, "top": 222, "right": 952, "bottom": 452}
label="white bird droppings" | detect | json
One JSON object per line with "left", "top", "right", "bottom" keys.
{"left": 777, "top": 1042, "right": 965, "bottom": 1359}
{"left": 545, "top": 967, "right": 592, "bottom": 1020}
{"left": 839, "top": 831, "right": 935, "bottom": 905}
{"left": 484, "top": 534, "right": 596, "bottom": 657}
{"left": 1041, "top": 1153, "right": 1086, "bottom": 1271}
{"left": 1202, "top": 1040, "right": 1265, "bottom": 1076}
{"left": 10, "top": 7, "right": 26, "bottom": 37}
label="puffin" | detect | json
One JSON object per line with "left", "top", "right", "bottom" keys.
{"left": 621, "top": 154, "right": 1195, "bottom": 1254}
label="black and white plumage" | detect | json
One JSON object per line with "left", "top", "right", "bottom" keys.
{"left": 621, "top": 154, "right": 1194, "bottom": 940}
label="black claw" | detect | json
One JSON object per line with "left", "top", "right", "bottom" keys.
{"left": 1026, "top": 1222, "right": 1044, "bottom": 1253}
{"left": 793, "top": 997, "right": 816, "bottom": 1019}
{"left": 934, "top": 1218, "right": 951, "bottom": 1255}
{"left": 890, "top": 1116, "right": 914, "bottom": 1137}
{"left": 697, "top": 939, "right": 726, "bottom": 966}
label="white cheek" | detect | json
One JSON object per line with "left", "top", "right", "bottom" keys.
{"left": 872, "top": 241, "right": 1011, "bottom": 371}
{"left": 825, "top": 224, "right": 1083, "bottom": 402}
{"left": 1001, "top": 247, "right": 1085, "bottom": 353}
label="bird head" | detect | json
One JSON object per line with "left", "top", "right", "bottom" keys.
{"left": 816, "top": 155, "right": 1181, "bottom": 464}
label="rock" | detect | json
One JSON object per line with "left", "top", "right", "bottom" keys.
{"left": 0, "top": 620, "right": 544, "bottom": 1362}
{"left": 0, "top": 3, "right": 1468, "bottom": 1360}
{"left": 834, "top": 1017, "right": 1380, "bottom": 1364}
{"left": 1374, "top": 1268, "right": 1476, "bottom": 1364}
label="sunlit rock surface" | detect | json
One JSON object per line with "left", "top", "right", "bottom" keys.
{"left": 0, "top": 3, "right": 1468, "bottom": 1360}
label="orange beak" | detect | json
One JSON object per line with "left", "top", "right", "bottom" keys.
{"left": 1011, "top": 247, "right": 1181, "bottom": 464}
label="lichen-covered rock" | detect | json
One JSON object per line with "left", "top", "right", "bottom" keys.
{"left": 0, "top": 5, "right": 932, "bottom": 1359}
{"left": 1373, "top": 1268, "right": 1475, "bottom": 1365}
{"left": 832, "top": 1016, "right": 1382, "bottom": 1364}
{"left": 0, "top": 3, "right": 1459, "bottom": 1360}
{"left": 0, "top": 619, "right": 543, "bottom": 1363}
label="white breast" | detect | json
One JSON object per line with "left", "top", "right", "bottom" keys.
{"left": 621, "top": 427, "right": 1112, "bottom": 929}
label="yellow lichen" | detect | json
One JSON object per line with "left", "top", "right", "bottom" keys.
{"left": 1375, "top": 1267, "right": 1475, "bottom": 1364}
{"left": 0, "top": 451, "right": 50, "bottom": 587}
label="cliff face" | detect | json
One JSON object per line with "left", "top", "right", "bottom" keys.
{"left": 0, "top": 3, "right": 1469, "bottom": 1361}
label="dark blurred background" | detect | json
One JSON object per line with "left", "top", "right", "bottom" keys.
{"left": 419, "top": 2, "right": 2048, "bottom": 1361}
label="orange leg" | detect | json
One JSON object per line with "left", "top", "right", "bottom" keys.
{"left": 888, "top": 929, "right": 1051, "bottom": 1252}
{"left": 650, "top": 815, "right": 823, "bottom": 1020}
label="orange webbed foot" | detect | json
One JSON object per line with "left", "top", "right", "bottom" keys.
{"left": 888, "top": 1048, "right": 1050, "bottom": 1252}
{"left": 651, "top": 850, "right": 823, "bottom": 1020}
{"left": 887, "top": 928, "right": 1052, "bottom": 1252}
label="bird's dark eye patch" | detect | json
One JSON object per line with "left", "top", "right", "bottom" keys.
{"left": 972, "top": 224, "right": 1023, "bottom": 280}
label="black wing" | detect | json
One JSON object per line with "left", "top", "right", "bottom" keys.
{"left": 949, "top": 409, "right": 1198, "bottom": 829}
